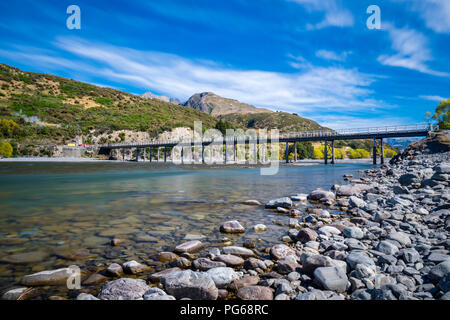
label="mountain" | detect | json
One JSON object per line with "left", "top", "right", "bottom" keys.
{"left": 141, "top": 91, "right": 181, "bottom": 105}
{"left": 182, "top": 92, "right": 273, "bottom": 116}
{"left": 385, "top": 137, "right": 422, "bottom": 150}
{"left": 220, "top": 112, "right": 324, "bottom": 132}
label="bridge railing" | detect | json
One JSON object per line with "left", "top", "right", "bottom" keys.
{"left": 100, "top": 123, "right": 436, "bottom": 148}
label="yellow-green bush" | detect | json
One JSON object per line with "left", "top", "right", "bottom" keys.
{"left": 313, "top": 147, "right": 324, "bottom": 159}
{"left": 384, "top": 149, "right": 397, "bottom": 158}
{"left": 0, "top": 119, "right": 20, "bottom": 137}
{"left": 0, "top": 141, "right": 13, "bottom": 158}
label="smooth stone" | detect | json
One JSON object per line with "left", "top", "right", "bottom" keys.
{"left": 98, "top": 278, "right": 150, "bottom": 300}
{"left": 214, "top": 254, "right": 244, "bottom": 267}
{"left": 222, "top": 246, "right": 255, "bottom": 257}
{"left": 123, "top": 260, "right": 150, "bottom": 274}
{"left": 21, "top": 268, "right": 74, "bottom": 286}
{"left": 1, "top": 287, "right": 29, "bottom": 300}
{"left": 220, "top": 220, "right": 246, "bottom": 233}
{"left": 241, "top": 200, "right": 262, "bottom": 206}
{"left": 318, "top": 226, "right": 341, "bottom": 235}
{"left": 170, "top": 257, "right": 192, "bottom": 268}
{"left": 228, "top": 276, "right": 260, "bottom": 291}
{"left": 377, "top": 241, "right": 399, "bottom": 255}
{"left": 206, "top": 267, "right": 239, "bottom": 289}
{"left": 193, "top": 258, "right": 227, "bottom": 271}
{"left": 269, "top": 244, "right": 297, "bottom": 260}
{"left": 149, "top": 267, "right": 182, "bottom": 283}
{"left": 161, "top": 270, "right": 218, "bottom": 300}
{"left": 307, "top": 189, "right": 335, "bottom": 202}
{"left": 158, "top": 252, "right": 179, "bottom": 262}
{"left": 343, "top": 227, "right": 364, "bottom": 239}
{"left": 314, "top": 266, "right": 348, "bottom": 292}
{"left": 296, "top": 228, "right": 318, "bottom": 243}
{"left": 174, "top": 240, "right": 205, "bottom": 254}
{"left": 236, "top": 285, "right": 273, "bottom": 300}
{"left": 346, "top": 252, "right": 375, "bottom": 269}
{"left": 253, "top": 224, "right": 267, "bottom": 232}
{"left": 106, "top": 263, "right": 123, "bottom": 277}
{"left": 76, "top": 293, "right": 99, "bottom": 300}
{"left": 83, "top": 273, "right": 108, "bottom": 285}
{"left": 265, "top": 197, "right": 293, "bottom": 209}
{"left": 387, "top": 232, "right": 411, "bottom": 247}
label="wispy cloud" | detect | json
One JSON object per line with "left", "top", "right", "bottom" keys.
{"left": 311, "top": 114, "right": 411, "bottom": 130}
{"left": 315, "top": 50, "right": 350, "bottom": 62}
{"left": 419, "top": 95, "right": 447, "bottom": 102}
{"left": 377, "top": 23, "right": 449, "bottom": 77}
{"left": 290, "top": 0, "right": 354, "bottom": 29}
{"left": 398, "top": 0, "right": 450, "bottom": 34}
{"left": 0, "top": 37, "right": 389, "bottom": 129}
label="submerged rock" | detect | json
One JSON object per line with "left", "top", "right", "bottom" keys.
{"left": 98, "top": 278, "right": 150, "bottom": 300}
{"left": 174, "top": 240, "right": 205, "bottom": 254}
{"left": 220, "top": 220, "right": 246, "bottom": 233}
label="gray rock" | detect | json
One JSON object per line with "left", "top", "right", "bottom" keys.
{"left": 265, "top": 197, "right": 293, "bottom": 209}
{"left": 193, "top": 258, "right": 226, "bottom": 271}
{"left": 20, "top": 268, "right": 74, "bottom": 286}
{"left": 206, "top": 267, "right": 238, "bottom": 289}
{"left": 236, "top": 285, "right": 273, "bottom": 300}
{"left": 123, "top": 260, "right": 149, "bottom": 274}
{"left": 307, "top": 189, "right": 335, "bottom": 202}
{"left": 77, "top": 293, "right": 99, "bottom": 300}
{"left": 343, "top": 227, "right": 364, "bottom": 239}
{"left": 428, "top": 260, "right": 450, "bottom": 283}
{"left": 222, "top": 246, "right": 255, "bottom": 257}
{"left": 98, "top": 278, "right": 150, "bottom": 300}
{"left": 269, "top": 244, "right": 297, "bottom": 260}
{"left": 161, "top": 270, "right": 218, "bottom": 300}
{"left": 387, "top": 232, "right": 411, "bottom": 247}
{"left": 377, "top": 240, "right": 399, "bottom": 255}
{"left": 220, "top": 220, "right": 246, "bottom": 233}
{"left": 400, "top": 248, "right": 420, "bottom": 264}
{"left": 313, "top": 267, "right": 348, "bottom": 292}
{"left": 174, "top": 240, "right": 205, "bottom": 253}
{"left": 346, "top": 252, "right": 375, "bottom": 269}
{"left": 349, "top": 196, "right": 367, "bottom": 208}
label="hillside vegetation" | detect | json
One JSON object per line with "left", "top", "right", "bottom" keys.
{"left": 0, "top": 63, "right": 218, "bottom": 151}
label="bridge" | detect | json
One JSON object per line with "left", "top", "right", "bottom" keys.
{"left": 99, "top": 123, "right": 437, "bottom": 165}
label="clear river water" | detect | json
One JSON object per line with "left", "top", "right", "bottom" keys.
{"left": 0, "top": 161, "right": 374, "bottom": 297}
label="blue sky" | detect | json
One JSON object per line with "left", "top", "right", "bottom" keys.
{"left": 0, "top": 0, "right": 449, "bottom": 129}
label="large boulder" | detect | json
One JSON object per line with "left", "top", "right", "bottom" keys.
{"left": 98, "top": 278, "right": 150, "bottom": 300}
{"left": 307, "top": 189, "right": 335, "bottom": 202}
{"left": 206, "top": 267, "right": 239, "bottom": 289}
{"left": 161, "top": 270, "right": 218, "bottom": 300}
{"left": 21, "top": 268, "right": 75, "bottom": 286}
{"left": 335, "top": 184, "right": 372, "bottom": 197}
{"left": 314, "top": 267, "right": 348, "bottom": 292}
{"left": 265, "top": 197, "right": 293, "bottom": 209}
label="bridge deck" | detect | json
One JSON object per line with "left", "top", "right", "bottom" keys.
{"left": 100, "top": 124, "right": 436, "bottom": 150}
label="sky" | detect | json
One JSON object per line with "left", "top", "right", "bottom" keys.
{"left": 0, "top": 0, "right": 449, "bottom": 129}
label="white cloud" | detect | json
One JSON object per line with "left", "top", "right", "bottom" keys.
{"left": 400, "top": 0, "right": 450, "bottom": 34}
{"left": 290, "top": 0, "right": 354, "bottom": 29}
{"left": 0, "top": 37, "right": 392, "bottom": 130}
{"left": 419, "top": 95, "right": 447, "bottom": 102}
{"left": 311, "top": 114, "right": 411, "bottom": 130}
{"left": 315, "top": 50, "right": 350, "bottom": 61}
{"left": 377, "top": 24, "right": 449, "bottom": 77}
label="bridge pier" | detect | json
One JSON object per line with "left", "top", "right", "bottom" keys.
{"left": 164, "top": 147, "right": 167, "bottom": 163}
{"left": 224, "top": 141, "right": 227, "bottom": 164}
{"left": 201, "top": 144, "right": 205, "bottom": 164}
{"left": 373, "top": 138, "right": 377, "bottom": 165}
{"left": 234, "top": 140, "right": 237, "bottom": 163}
{"left": 181, "top": 147, "right": 184, "bottom": 164}
{"left": 380, "top": 138, "right": 384, "bottom": 164}
{"left": 331, "top": 140, "right": 335, "bottom": 165}
{"left": 122, "top": 149, "right": 125, "bottom": 161}
{"left": 324, "top": 140, "right": 328, "bottom": 165}
{"left": 285, "top": 142, "right": 289, "bottom": 163}
{"left": 143, "top": 148, "right": 146, "bottom": 162}
{"left": 294, "top": 142, "right": 297, "bottom": 162}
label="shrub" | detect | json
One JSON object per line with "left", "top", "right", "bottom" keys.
{"left": 0, "top": 119, "right": 20, "bottom": 137}
{"left": 0, "top": 141, "right": 13, "bottom": 158}
{"left": 313, "top": 147, "right": 324, "bottom": 159}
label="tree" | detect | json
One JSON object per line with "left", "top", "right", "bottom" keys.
{"left": 426, "top": 99, "right": 450, "bottom": 129}
{"left": 0, "top": 141, "right": 13, "bottom": 158}
{"left": 313, "top": 147, "right": 324, "bottom": 159}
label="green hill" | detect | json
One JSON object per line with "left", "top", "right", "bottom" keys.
{"left": 0, "top": 63, "right": 218, "bottom": 148}
{"left": 220, "top": 111, "right": 325, "bottom": 132}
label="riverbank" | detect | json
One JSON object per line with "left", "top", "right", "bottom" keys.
{"left": 1, "top": 149, "right": 448, "bottom": 300}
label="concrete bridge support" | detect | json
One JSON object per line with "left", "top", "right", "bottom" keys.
{"left": 324, "top": 140, "right": 328, "bottom": 165}
{"left": 331, "top": 140, "right": 335, "bottom": 165}
{"left": 285, "top": 142, "right": 289, "bottom": 164}
{"left": 135, "top": 147, "right": 139, "bottom": 162}
{"left": 294, "top": 141, "right": 297, "bottom": 162}
{"left": 164, "top": 147, "right": 167, "bottom": 163}
{"left": 373, "top": 138, "right": 377, "bottom": 165}
{"left": 380, "top": 138, "right": 384, "bottom": 165}
{"left": 201, "top": 144, "right": 205, "bottom": 164}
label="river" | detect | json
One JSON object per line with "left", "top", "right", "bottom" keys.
{"left": 0, "top": 161, "right": 374, "bottom": 297}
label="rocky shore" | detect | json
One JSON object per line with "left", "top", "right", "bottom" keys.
{"left": 2, "top": 136, "right": 449, "bottom": 300}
